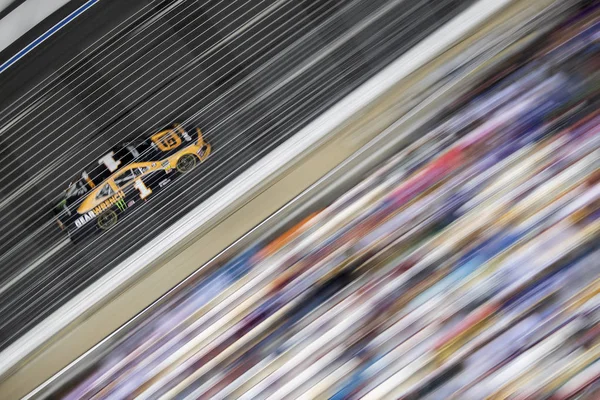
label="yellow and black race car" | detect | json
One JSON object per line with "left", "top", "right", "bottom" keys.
{"left": 54, "top": 123, "right": 211, "bottom": 241}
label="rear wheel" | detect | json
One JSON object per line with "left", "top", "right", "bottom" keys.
{"left": 97, "top": 209, "right": 118, "bottom": 230}
{"left": 177, "top": 154, "right": 197, "bottom": 173}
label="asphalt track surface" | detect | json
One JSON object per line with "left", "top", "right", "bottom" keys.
{"left": 0, "top": 0, "right": 475, "bottom": 351}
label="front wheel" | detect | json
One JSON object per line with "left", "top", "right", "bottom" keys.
{"left": 97, "top": 209, "right": 118, "bottom": 230}
{"left": 177, "top": 154, "right": 197, "bottom": 173}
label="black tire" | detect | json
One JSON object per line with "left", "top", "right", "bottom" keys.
{"left": 177, "top": 154, "right": 197, "bottom": 173}
{"left": 97, "top": 209, "right": 118, "bottom": 230}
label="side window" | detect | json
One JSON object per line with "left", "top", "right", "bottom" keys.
{"left": 134, "top": 166, "right": 149, "bottom": 176}
{"left": 114, "top": 170, "right": 136, "bottom": 188}
{"left": 96, "top": 183, "right": 114, "bottom": 200}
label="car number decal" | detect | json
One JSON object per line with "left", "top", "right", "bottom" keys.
{"left": 134, "top": 179, "right": 152, "bottom": 199}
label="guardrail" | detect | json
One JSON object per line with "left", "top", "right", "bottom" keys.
{"left": 0, "top": 0, "right": 578, "bottom": 397}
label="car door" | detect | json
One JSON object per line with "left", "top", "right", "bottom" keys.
{"left": 113, "top": 167, "right": 147, "bottom": 211}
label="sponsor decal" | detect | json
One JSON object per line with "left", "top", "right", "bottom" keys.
{"left": 74, "top": 193, "right": 126, "bottom": 229}
{"left": 197, "top": 146, "right": 207, "bottom": 158}
{"left": 159, "top": 178, "right": 171, "bottom": 188}
{"left": 75, "top": 211, "right": 97, "bottom": 229}
{"left": 127, "top": 200, "right": 136, "bottom": 207}
{"left": 115, "top": 198, "right": 127, "bottom": 212}
{"left": 162, "top": 160, "right": 171, "bottom": 172}
{"left": 182, "top": 131, "right": 192, "bottom": 142}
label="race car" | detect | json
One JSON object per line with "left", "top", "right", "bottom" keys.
{"left": 53, "top": 123, "right": 211, "bottom": 241}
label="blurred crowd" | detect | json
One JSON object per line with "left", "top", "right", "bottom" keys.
{"left": 58, "top": 5, "right": 599, "bottom": 400}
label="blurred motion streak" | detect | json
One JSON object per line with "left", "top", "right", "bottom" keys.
{"left": 29, "top": 2, "right": 600, "bottom": 399}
